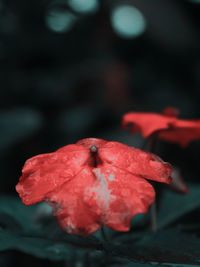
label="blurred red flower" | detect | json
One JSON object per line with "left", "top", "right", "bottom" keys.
{"left": 122, "top": 107, "right": 200, "bottom": 147}
{"left": 16, "top": 138, "right": 172, "bottom": 236}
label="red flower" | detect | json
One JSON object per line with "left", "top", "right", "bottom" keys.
{"left": 122, "top": 107, "right": 200, "bottom": 147}
{"left": 16, "top": 138, "right": 172, "bottom": 236}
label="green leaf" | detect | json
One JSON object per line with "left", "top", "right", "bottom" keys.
{"left": 0, "top": 195, "right": 38, "bottom": 231}
{"left": 123, "top": 262, "right": 155, "bottom": 266}
{"left": 157, "top": 184, "right": 200, "bottom": 229}
{"left": 0, "top": 225, "right": 102, "bottom": 261}
{"left": 0, "top": 196, "right": 102, "bottom": 261}
{"left": 0, "top": 226, "right": 72, "bottom": 261}
{"left": 1, "top": 195, "right": 200, "bottom": 265}
{"left": 103, "top": 228, "right": 200, "bottom": 265}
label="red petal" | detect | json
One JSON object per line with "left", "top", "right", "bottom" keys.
{"left": 91, "top": 166, "right": 155, "bottom": 231}
{"left": 122, "top": 112, "right": 174, "bottom": 137}
{"left": 46, "top": 167, "right": 102, "bottom": 236}
{"left": 47, "top": 163, "right": 155, "bottom": 234}
{"left": 16, "top": 144, "right": 89, "bottom": 205}
{"left": 122, "top": 111, "right": 200, "bottom": 147}
{"left": 16, "top": 137, "right": 173, "bottom": 236}
{"left": 158, "top": 122, "right": 200, "bottom": 147}
{"left": 99, "top": 142, "right": 172, "bottom": 184}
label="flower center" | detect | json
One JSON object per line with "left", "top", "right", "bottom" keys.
{"left": 89, "top": 145, "right": 102, "bottom": 167}
{"left": 90, "top": 145, "right": 98, "bottom": 153}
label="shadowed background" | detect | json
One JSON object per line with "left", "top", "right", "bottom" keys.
{"left": 0, "top": 0, "right": 200, "bottom": 266}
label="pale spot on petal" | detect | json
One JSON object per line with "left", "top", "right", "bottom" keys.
{"left": 63, "top": 218, "right": 76, "bottom": 234}
{"left": 84, "top": 168, "right": 116, "bottom": 213}
{"left": 108, "top": 174, "right": 115, "bottom": 181}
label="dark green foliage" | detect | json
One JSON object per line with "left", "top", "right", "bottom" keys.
{"left": 157, "top": 184, "right": 200, "bottom": 230}
{"left": 103, "top": 229, "right": 200, "bottom": 265}
{"left": 1, "top": 187, "right": 200, "bottom": 266}
{"left": 0, "top": 196, "right": 101, "bottom": 261}
{"left": 0, "top": 195, "right": 38, "bottom": 231}
{"left": 0, "top": 0, "right": 199, "bottom": 265}
{"left": 0, "top": 109, "right": 43, "bottom": 152}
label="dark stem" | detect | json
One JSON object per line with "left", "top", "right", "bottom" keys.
{"left": 101, "top": 227, "right": 108, "bottom": 242}
{"left": 149, "top": 134, "right": 157, "bottom": 153}
{"left": 142, "top": 131, "right": 158, "bottom": 152}
{"left": 151, "top": 201, "right": 157, "bottom": 233}
{"left": 147, "top": 132, "right": 158, "bottom": 232}
{"left": 141, "top": 137, "right": 149, "bottom": 150}
{"left": 90, "top": 145, "right": 98, "bottom": 167}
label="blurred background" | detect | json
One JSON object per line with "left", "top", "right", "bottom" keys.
{"left": 0, "top": 0, "right": 200, "bottom": 265}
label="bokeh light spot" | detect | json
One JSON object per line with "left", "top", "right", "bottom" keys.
{"left": 68, "top": 0, "right": 99, "bottom": 14}
{"left": 46, "top": 8, "right": 76, "bottom": 33}
{"left": 111, "top": 5, "right": 146, "bottom": 39}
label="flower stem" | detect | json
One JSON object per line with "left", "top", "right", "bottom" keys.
{"left": 149, "top": 134, "right": 157, "bottom": 153}
{"left": 148, "top": 132, "right": 158, "bottom": 233}
{"left": 151, "top": 201, "right": 157, "bottom": 232}
{"left": 101, "top": 227, "right": 108, "bottom": 242}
